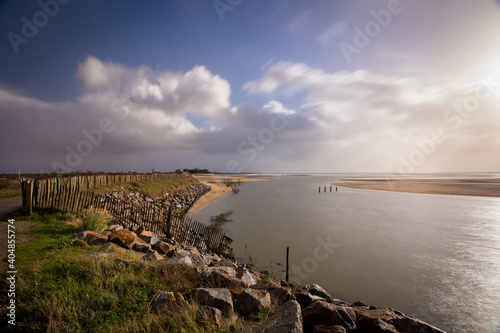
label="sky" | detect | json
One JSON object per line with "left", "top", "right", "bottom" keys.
{"left": 1, "top": 0, "right": 500, "bottom": 174}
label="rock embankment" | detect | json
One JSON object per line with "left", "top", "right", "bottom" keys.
{"left": 105, "top": 183, "right": 211, "bottom": 215}
{"left": 72, "top": 225, "right": 446, "bottom": 333}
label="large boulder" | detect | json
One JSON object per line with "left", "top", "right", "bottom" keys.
{"left": 242, "top": 300, "right": 303, "bottom": 333}
{"left": 197, "top": 306, "right": 223, "bottom": 328}
{"left": 236, "top": 267, "right": 257, "bottom": 286}
{"left": 393, "top": 317, "right": 446, "bottom": 333}
{"left": 153, "top": 241, "right": 175, "bottom": 255}
{"left": 293, "top": 284, "right": 333, "bottom": 303}
{"left": 133, "top": 237, "right": 151, "bottom": 253}
{"left": 302, "top": 300, "right": 356, "bottom": 333}
{"left": 192, "top": 288, "right": 234, "bottom": 316}
{"left": 85, "top": 231, "right": 109, "bottom": 246}
{"left": 294, "top": 292, "right": 326, "bottom": 309}
{"left": 109, "top": 229, "right": 136, "bottom": 249}
{"left": 142, "top": 250, "right": 164, "bottom": 261}
{"left": 201, "top": 267, "right": 236, "bottom": 278}
{"left": 150, "top": 291, "right": 189, "bottom": 313}
{"left": 355, "top": 317, "right": 399, "bottom": 333}
{"left": 235, "top": 288, "right": 271, "bottom": 318}
{"left": 251, "top": 283, "right": 296, "bottom": 306}
{"left": 203, "top": 270, "right": 248, "bottom": 293}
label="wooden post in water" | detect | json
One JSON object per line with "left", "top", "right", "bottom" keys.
{"left": 324, "top": 186, "right": 326, "bottom": 192}
{"left": 286, "top": 246, "right": 289, "bottom": 283}
{"left": 318, "top": 186, "right": 321, "bottom": 193}
{"left": 330, "top": 186, "right": 332, "bottom": 192}
{"left": 336, "top": 187, "right": 338, "bottom": 192}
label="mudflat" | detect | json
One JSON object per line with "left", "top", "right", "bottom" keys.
{"left": 333, "top": 178, "right": 500, "bottom": 197}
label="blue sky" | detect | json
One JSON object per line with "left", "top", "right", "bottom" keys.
{"left": 1, "top": 0, "right": 500, "bottom": 173}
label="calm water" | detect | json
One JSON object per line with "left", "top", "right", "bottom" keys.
{"left": 190, "top": 175, "right": 500, "bottom": 333}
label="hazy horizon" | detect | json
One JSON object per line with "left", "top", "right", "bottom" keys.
{"left": 2, "top": 1, "right": 500, "bottom": 174}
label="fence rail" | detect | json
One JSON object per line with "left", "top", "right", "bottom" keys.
{"left": 20, "top": 174, "right": 233, "bottom": 257}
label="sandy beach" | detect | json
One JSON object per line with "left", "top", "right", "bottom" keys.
{"left": 188, "top": 175, "right": 267, "bottom": 213}
{"left": 333, "top": 178, "right": 500, "bottom": 197}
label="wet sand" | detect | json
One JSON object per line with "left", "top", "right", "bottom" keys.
{"left": 333, "top": 178, "right": 500, "bottom": 197}
{"left": 188, "top": 176, "right": 267, "bottom": 213}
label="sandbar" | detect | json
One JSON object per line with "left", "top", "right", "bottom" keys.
{"left": 333, "top": 178, "right": 500, "bottom": 198}
{"left": 188, "top": 175, "right": 267, "bottom": 213}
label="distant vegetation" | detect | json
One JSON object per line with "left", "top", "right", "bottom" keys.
{"left": 0, "top": 176, "right": 21, "bottom": 198}
{"left": 175, "top": 168, "right": 210, "bottom": 174}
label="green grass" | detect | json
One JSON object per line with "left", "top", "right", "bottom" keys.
{"left": 81, "top": 209, "right": 114, "bottom": 232}
{"left": 0, "top": 189, "right": 22, "bottom": 199}
{"left": 0, "top": 209, "right": 241, "bottom": 332}
{"left": 87, "top": 177, "right": 199, "bottom": 198}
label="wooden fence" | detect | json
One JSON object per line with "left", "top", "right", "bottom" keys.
{"left": 20, "top": 174, "right": 233, "bottom": 257}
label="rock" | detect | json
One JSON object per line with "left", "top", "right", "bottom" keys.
{"left": 313, "top": 325, "right": 346, "bottom": 333}
{"left": 351, "top": 301, "right": 369, "bottom": 307}
{"left": 188, "top": 254, "right": 207, "bottom": 268}
{"left": 236, "top": 288, "right": 271, "bottom": 318}
{"left": 236, "top": 267, "right": 257, "bottom": 286}
{"left": 212, "top": 258, "right": 237, "bottom": 268}
{"left": 135, "top": 225, "right": 146, "bottom": 235}
{"left": 74, "top": 231, "right": 87, "bottom": 240}
{"left": 201, "top": 266, "right": 236, "bottom": 277}
{"left": 393, "top": 317, "right": 446, "bottom": 333}
{"left": 293, "top": 284, "right": 332, "bottom": 303}
{"left": 176, "top": 255, "right": 194, "bottom": 267}
{"left": 142, "top": 250, "right": 164, "bottom": 261}
{"left": 192, "top": 288, "right": 234, "bottom": 316}
{"left": 85, "top": 231, "right": 109, "bottom": 246}
{"left": 109, "top": 224, "right": 123, "bottom": 232}
{"left": 149, "top": 236, "right": 160, "bottom": 246}
{"left": 251, "top": 283, "right": 296, "bottom": 306}
{"left": 150, "top": 291, "right": 189, "bottom": 313}
{"left": 294, "top": 292, "right": 326, "bottom": 309}
{"left": 354, "top": 307, "right": 404, "bottom": 323}
{"left": 133, "top": 237, "right": 151, "bottom": 253}
{"left": 98, "top": 242, "right": 127, "bottom": 253}
{"left": 138, "top": 231, "right": 153, "bottom": 243}
{"left": 109, "top": 229, "right": 136, "bottom": 249}
{"left": 72, "top": 239, "right": 89, "bottom": 248}
{"left": 244, "top": 300, "right": 303, "bottom": 333}
{"left": 129, "top": 225, "right": 139, "bottom": 232}
{"left": 204, "top": 270, "right": 248, "bottom": 293}
{"left": 201, "top": 253, "right": 221, "bottom": 266}
{"left": 302, "top": 300, "right": 356, "bottom": 333}
{"left": 86, "top": 252, "right": 114, "bottom": 259}
{"left": 355, "top": 317, "right": 398, "bottom": 333}
{"left": 153, "top": 241, "right": 175, "bottom": 255}
{"left": 197, "top": 306, "right": 223, "bottom": 328}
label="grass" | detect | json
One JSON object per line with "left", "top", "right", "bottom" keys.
{"left": 81, "top": 209, "right": 114, "bottom": 232}
{"left": 87, "top": 177, "right": 199, "bottom": 198}
{"left": 0, "top": 178, "right": 22, "bottom": 198}
{"left": 0, "top": 209, "right": 244, "bottom": 332}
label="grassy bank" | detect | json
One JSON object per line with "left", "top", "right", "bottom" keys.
{"left": 1, "top": 209, "right": 239, "bottom": 332}
{"left": 87, "top": 176, "right": 199, "bottom": 198}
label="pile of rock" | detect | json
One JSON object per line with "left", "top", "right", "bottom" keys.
{"left": 104, "top": 183, "right": 210, "bottom": 215}
{"left": 72, "top": 225, "right": 445, "bottom": 333}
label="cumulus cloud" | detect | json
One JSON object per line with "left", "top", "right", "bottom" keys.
{"left": 1, "top": 58, "right": 500, "bottom": 173}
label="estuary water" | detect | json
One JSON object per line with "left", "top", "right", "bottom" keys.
{"left": 190, "top": 175, "right": 500, "bottom": 333}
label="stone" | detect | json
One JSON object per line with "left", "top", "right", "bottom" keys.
{"left": 302, "top": 300, "right": 356, "bottom": 332}
{"left": 109, "top": 229, "right": 136, "bottom": 249}
{"left": 85, "top": 231, "right": 109, "bottom": 246}
{"left": 293, "top": 284, "right": 332, "bottom": 303}
{"left": 129, "top": 225, "right": 139, "bottom": 232}
{"left": 138, "top": 231, "right": 154, "bottom": 243}
{"left": 74, "top": 231, "right": 87, "bottom": 240}
{"left": 236, "top": 288, "right": 271, "bottom": 318}
{"left": 236, "top": 267, "right": 257, "bottom": 286}
{"left": 72, "top": 239, "right": 89, "bottom": 248}
{"left": 243, "top": 300, "right": 303, "bottom": 333}
{"left": 142, "top": 250, "right": 164, "bottom": 261}
{"left": 109, "top": 224, "right": 123, "bottom": 232}
{"left": 188, "top": 254, "right": 207, "bottom": 268}
{"left": 204, "top": 270, "right": 248, "bottom": 293}
{"left": 313, "top": 325, "right": 346, "bottom": 333}
{"left": 393, "top": 317, "right": 446, "bottom": 333}
{"left": 192, "top": 288, "right": 234, "bottom": 316}
{"left": 133, "top": 237, "right": 151, "bottom": 253}
{"left": 212, "top": 258, "right": 237, "bottom": 268}
{"left": 153, "top": 241, "right": 175, "bottom": 255}
{"left": 150, "top": 291, "right": 189, "bottom": 313}
{"left": 135, "top": 225, "right": 146, "bottom": 235}
{"left": 354, "top": 307, "right": 404, "bottom": 323}
{"left": 197, "top": 306, "right": 223, "bottom": 328}
{"left": 201, "top": 266, "right": 236, "bottom": 277}
{"left": 355, "top": 317, "right": 398, "bottom": 333}
{"left": 251, "top": 283, "right": 296, "bottom": 306}
{"left": 294, "top": 292, "right": 326, "bottom": 309}
{"left": 176, "top": 255, "right": 194, "bottom": 267}
{"left": 201, "top": 253, "right": 221, "bottom": 266}
{"left": 149, "top": 236, "right": 160, "bottom": 246}
{"left": 351, "top": 301, "right": 369, "bottom": 307}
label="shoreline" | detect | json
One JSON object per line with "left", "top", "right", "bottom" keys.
{"left": 333, "top": 178, "right": 500, "bottom": 197}
{"left": 188, "top": 175, "right": 267, "bottom": 214}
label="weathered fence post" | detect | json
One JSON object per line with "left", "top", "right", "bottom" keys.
{"left": 21, "top": 179, "right": 33, "bottom": 216}
{"left": 166, "top": 204, "right": 172, "bottom": 238}
{"left": 286, "top": 246, "right": 290, "bottom": 283}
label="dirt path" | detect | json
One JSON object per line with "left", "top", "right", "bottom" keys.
{"left": 0, "top": 195, "right": 22, "bottom": 220}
